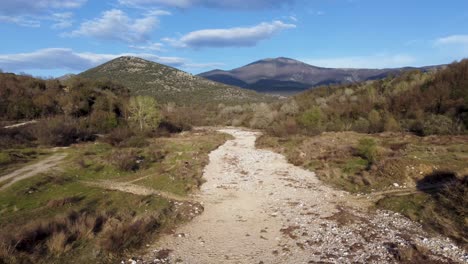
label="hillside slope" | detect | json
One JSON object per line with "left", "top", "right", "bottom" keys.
{"left": 199, "top": 57, "right": 441, "bottom": 94}
{"left": 79, "top": 56, "right": 269, "bottom": 104}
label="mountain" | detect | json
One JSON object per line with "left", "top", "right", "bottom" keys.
{"left": 198, "top": 57, "right": 441, "bottom": 94}
{"left": 79, "top": 56, "right": 269, "bottom": 104}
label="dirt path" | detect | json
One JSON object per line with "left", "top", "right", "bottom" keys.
{"left": 142, "top": 128, "right": 466, "bottom": 264}
{"left": 83, "top": 180, "right": 191, "bottom": 202}
{"left": 0, "top": 153, "right": 67, "bottom": 190}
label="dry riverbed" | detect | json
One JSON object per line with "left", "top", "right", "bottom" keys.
{"left": 136, "top": 128, "right": 467, "bottom": 264}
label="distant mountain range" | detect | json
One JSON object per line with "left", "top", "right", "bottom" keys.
{"left": 78, "top": 56, "right": 270, "bottom": 105}
{"left": 198, "top": 57, "right": 443, "bottom": 94}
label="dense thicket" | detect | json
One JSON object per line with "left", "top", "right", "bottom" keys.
{"left": 0, "top": 73, "right": 129, "bottom": 121}
{"left": 290, "top": 59, "right": 468, "bottom": 136}
{"left": 0, "top": 74, "right": 131, "bottom": 147}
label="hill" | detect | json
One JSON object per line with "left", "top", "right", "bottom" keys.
{"left": 79, "top": 56, "right": 270, "bottom": 105}
{"left": 199, "top": 57, "right": 442, "bottom": 94}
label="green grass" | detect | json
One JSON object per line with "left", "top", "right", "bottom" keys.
{"left": 342, "top": 157, "right": 368, "bottom": 175}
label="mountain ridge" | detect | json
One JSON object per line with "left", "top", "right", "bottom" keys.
{"left": 198, "top": 57, "right": 443, "bottom": 94}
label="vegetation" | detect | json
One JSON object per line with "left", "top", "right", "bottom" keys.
{"left": 0, "top": 130, "right": 229, "bottom": 263}
{"left": 1, "top": 56, "right": 467, "bottom": 261}
{"left": 128, "top": 96, "right": 161, "bottom": 132}
{"left": 207, "top": 59, "right": 468, "bottom": 136}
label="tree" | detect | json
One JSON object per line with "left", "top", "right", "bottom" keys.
{"left": 128, "top": 96, "right": 161, "bottom": 132}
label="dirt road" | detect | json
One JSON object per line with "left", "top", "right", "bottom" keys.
{"left": 0, "top": 153, "right": 66, "bottom": 190}
{"left": 143, "top": 128, "right": 466, "bottom": 263}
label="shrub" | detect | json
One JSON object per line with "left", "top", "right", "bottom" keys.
{"left": 356, "top": 138, "right": 378, "bottom": 165}
{"left": 368, "top": 110, "right": 382, "bottom": 133}
{"left": 33, "top": 116, "right": 95, "bottom": 146}
{"left": 280, "top": 100, "right": 299, "bottom": 116}
{"left": 109, "top": 149, "right": 139, "bottom": 171}
{"left": 298, "top": 107, "right": 323, "bottom": 135}
{"left": 157, "top": 120, "right": 190, "bottom": 134}
{"left": 0, "top": 127, "right": 36, "bottom": 148}
{"left": 98, "top": 215, "right": 160, "bottom": 252}
{"left": 0, "top": 152, "right": 12, "bottom": 165}
{"left": 89, "top": 110, "right": 118, "bottom": 133}
{"left": 298, "top": 107, "right": 322, "bottom": 129}
{"left": 103, "top": 127, "right": 135, "bottom": 147}
{"left": 352, "top": 118, "right": 370, "bottom": 133}
{"left": 0, "top": 211, "right": 108, "bottom": 260}
{"left": 422, "top": 115, "right": 454, "bottom": 135}
{"left": 384, "top": 116, "right": 401, "bottom": 132}
{"left": 250, "top": 103, "right": 276, "bottom": 129}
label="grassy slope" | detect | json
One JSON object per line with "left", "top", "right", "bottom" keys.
{"left": 0, "top": 130, "right": 230, "bottom": 263}
{"left": 257, "top": 132, "right": 468, "bottom": 245}
{"left": 79, "top": 57, "right": 270, "bottom": 105}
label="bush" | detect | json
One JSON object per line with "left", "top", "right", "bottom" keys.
{"left": 0, "top": 211, "right": 108, "bottom": 260}
{"left": 0, "top": 152, "right": 11, "bottom": 165}
{"left": 110, "top": 149, "right": 139, "bottom": 171}
{"left": 89, "top": 110, "right": 118, "bottom": 133}
{"left": 250, "top": 103, "right": 276, "bottom": 129}
{"left": 98, "top": 215, "right": 160, "bottom": 252}
{"left": 356, "top": 138, "right": 378, "bottom": 165}
{"left": 33, "top": 116, "right": 95, "bottom": 146}
{"left": 0, "top": 127, "right": 36, "bottom": 148}
{"left": 298, "top": 107, "right": 322, "bottom": 130}
{"left": 422, "top": 115, "right": 454, "bottom": 135}
{"left": 384, "top": 116, "right": 401, "bottom": 132}
{"left": 368, "top": 110, "right": 382, "bottom": 133}
{"left": 103, "top": 127, "right": 135, "bottom": 147}
{"left": 352, "top": 118, "right": 370, "bottom": 133}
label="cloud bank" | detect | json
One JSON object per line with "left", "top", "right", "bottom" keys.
{"left": 67, "top": 9, "right": 167, "bottom": 43}
{"left": 165, "top": 20, "right": 296, "bottom": 48}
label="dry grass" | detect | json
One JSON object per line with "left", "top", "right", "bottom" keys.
{"left": 257, "top": 131, "right": 468, "bottom": 246}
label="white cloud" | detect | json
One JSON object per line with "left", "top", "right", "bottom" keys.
{"left": 66, "top": 9, "right": 165, "bottom": 43}
{"left": 0, "top": 0, "right": 86, "bottom": 14}
{"left": 0, "top": 48, "right": 221, "bottom": 74}
{"left": 166, "top": 20, "right": 295, "bottom": 48}
{"left": 0, "top": 15, "right": 40, "bottom": 27}
{"left": 0, "top": 0, "right": 83, "bottom": 27}
{"left": 130, "top": 42, "right": 165, "bottom": 51}
{"left": 304, "top": 54, "right": 417, "bottom": 69}
{"left": 51, "top": 12, "right": 74, "bottom": 29}
{"left": 435, "top": 35, "right": 468, "bottom": 46}
{"left": 118, "top": 0, "right": 294, "bottom": 9}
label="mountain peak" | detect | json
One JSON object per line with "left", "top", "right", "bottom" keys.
{"left": 255, "top": 57, "right": 302, "bottom": 65}
{"left": 79, "top": 56, "right": 268, "bottom": 104}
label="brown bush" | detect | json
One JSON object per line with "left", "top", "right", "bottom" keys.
{"left": 109, "top": 149, "right": 139, "bottom": 171}
{"left": 33, "top": 116, "right": 95, "bottom": 146}
{"left": 0, "top": 127, "right": 36, "bottom": 148}
{"left": 98, "top": 215, "right": 160, "bottom": 252}
{"left": 102, "top": 127, "right": 135, "bottom": 147}
{"left": 0, "top": 211, "right": 108, "bottom": 260}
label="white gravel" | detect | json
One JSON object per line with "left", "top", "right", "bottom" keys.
{"left": 140, "top": 128, "right": 467, "bottom": 264}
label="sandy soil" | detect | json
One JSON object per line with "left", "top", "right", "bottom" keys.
{"left": 141, "top": 128, "right": 467, "bottom": 264}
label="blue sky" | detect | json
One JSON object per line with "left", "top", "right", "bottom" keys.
{"left": 1, "top": 0, "right": 468, "bottom": 77}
